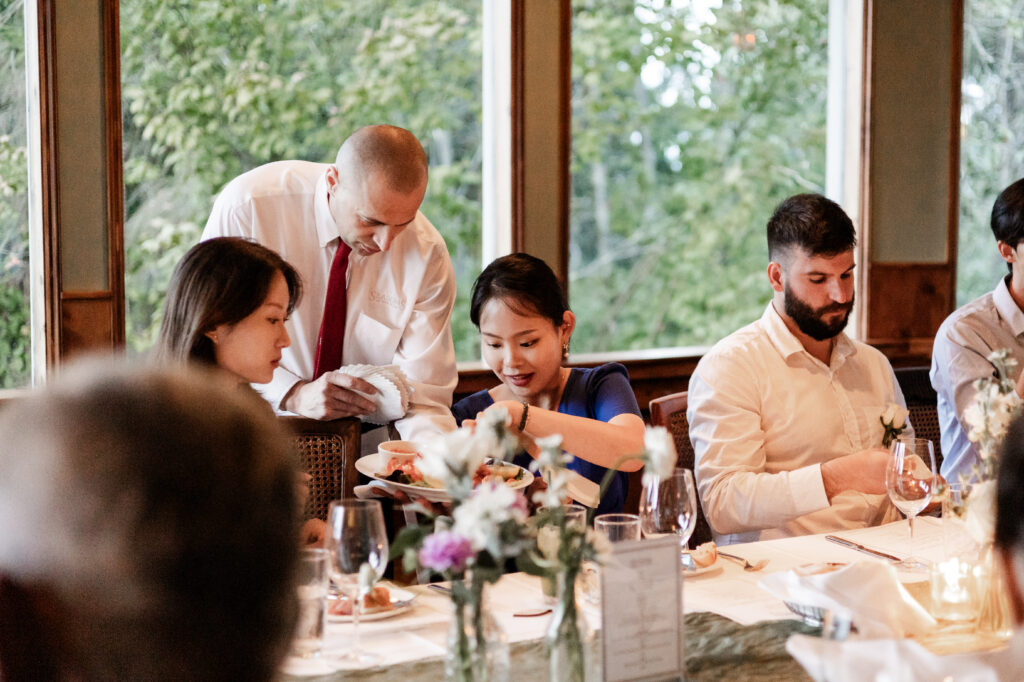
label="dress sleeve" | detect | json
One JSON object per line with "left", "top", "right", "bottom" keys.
{"left": 687, "top": 352, "right": 829, "bottom": 536}
{"left": 586, "top": 363, "right": 642, "bottom": 422}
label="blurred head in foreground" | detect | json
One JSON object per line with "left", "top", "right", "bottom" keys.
{"left": 996, "top": 412, "right": 1024, "bottom": 624}
{"left": 0, "top": 360, "right": 300, "bottom": 681}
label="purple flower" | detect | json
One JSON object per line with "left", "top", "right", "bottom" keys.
{"left": 419, "top": 530, "right": 474, "bottom": 573}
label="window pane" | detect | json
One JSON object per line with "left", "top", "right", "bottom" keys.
{"left": 570, "top": 0, "right": 829, "bottom": 352}
{"left": 957, "top": 0, "right": 1024, "bottom": 305}
{"left": 0, "top": 0, "right": 30, "bottom": 388}
{"left": 120, "top": 0, "right": 483, "bottom": 360}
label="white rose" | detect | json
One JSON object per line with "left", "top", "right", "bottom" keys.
{"left": 642, "top": 427, "right": 678, "bottom": 487}
{"left": 964, "top": 480, "right": 996, "bottom": 546}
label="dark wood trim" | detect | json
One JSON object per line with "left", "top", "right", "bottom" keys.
{"left": 856, "top": 0, "right": 874, "bottom": 338}
{"left": 36, "top": 0, "right": 61, "bottom": 369}
{"left": 946, "top": 0, "right": 964, "bottom": 310}
{"left": 556, "top": 0, "right": 571, "bottom": 283}
{"left": 60, "top": 290, "right": 115, "bottom": 301}
{"left": 509, "top": 0, "right": 526, "bottom": 252}
{"left": 103, "top": 0, "right": 126, "bottom": 346}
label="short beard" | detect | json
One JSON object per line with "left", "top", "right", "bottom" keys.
{"left": 783, "top": 283, "right": 854, "bottom": 341}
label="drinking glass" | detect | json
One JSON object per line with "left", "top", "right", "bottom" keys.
{"left": 325, "top": 499, "right": 390, "bottom": 663}
{"left": 291, "top": 548, "right": 329, "bottom": 658}
{"left": 594, "top": 513, "right": 642, "bottom": 543}
{"left": 638, "top": 467, "right": 697, "bottom": 566}
{"left": 885, "top": 437, "right": 937, "bottom": 570}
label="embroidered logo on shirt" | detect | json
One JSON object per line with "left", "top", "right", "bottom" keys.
{"left": 369, "top": 289, "right": 406, "bottom": 309}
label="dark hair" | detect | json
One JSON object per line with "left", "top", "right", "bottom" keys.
{"left": 0, "top": 360, "right": 299, "bottom": 681}
{"left": 767, "top": 193, "right": 857, "bottom": 263}
{"left": 156, "top": 238, "right": 302, "bottom": 366}
{"left": 469, "top": 253, "right": 569, "bottom": 330}
{"left": 991, "top": 178, "right": 1024, "bottom": 274}
{"left": 996, "top": 412, "right": 1024, "bottom": 553}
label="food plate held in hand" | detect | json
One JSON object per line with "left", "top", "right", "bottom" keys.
{"left": 354, "top": 452, "right": 534, "bottom": 503}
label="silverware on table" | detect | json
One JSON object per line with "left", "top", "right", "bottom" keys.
{"left": 824, "top": 535, "right": 903, "bottom": 562}
{"left": 717, "top": 551, "right": 769, "bottom": 571}
{"left": 427, "top": 583, "right": 452, "bottom": 595}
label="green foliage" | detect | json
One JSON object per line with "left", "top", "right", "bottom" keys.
{"left": 957, "top": 0, "right": 1024, "bottom": 306}
{"left": 569, "top": 0, "right": 830, "bottom": 351}
{"left": 120, "top": 0, "right": 483, "bottom": 358}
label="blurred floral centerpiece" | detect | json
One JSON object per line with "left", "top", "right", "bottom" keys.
{"left": 391, "top": 408, "right": 529, "bottom": 682}
{"left": 517, "top": 427, "right": 678, "bottom": 682}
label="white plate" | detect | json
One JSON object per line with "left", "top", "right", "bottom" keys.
{"left": 355, "top": 454, "right": 534, "bottom": 503}
{"left": 327, "top": 587, "right": 416, "bottom": 622}
{"left": 682, "top": 557, "right": 723, "bottom": 578}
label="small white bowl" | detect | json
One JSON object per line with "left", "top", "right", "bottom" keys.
{"left": 377, "top": 440, "right": 421, "bottom": 471}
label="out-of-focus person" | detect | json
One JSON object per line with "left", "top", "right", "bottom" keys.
{"left": 0, "top": 361, "right": 301, "bottom": 680}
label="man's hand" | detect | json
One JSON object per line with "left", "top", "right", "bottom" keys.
{"left": 280, "top": 371, "right": 379, "bottom": 420}
{"left": 820, "top": 447, "right": 889, "bottom": 501}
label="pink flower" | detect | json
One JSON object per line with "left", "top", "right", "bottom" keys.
{"left": 419, "top": 530, "right": 474, "bottom": 574}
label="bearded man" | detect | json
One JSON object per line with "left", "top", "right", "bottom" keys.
{"left": 687, "top": 193, "right": 911, "bottom": 544}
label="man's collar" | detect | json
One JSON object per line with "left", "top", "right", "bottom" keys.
{"left": 994, "top": 275, "right": 1024, "bottom": 337}
{"left": 313, "top": 172, "right": 339, "bottom": 249}
{"left": 762, "top": 302, "right": 853, "bottom": 368}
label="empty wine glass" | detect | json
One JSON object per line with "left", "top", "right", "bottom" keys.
{"left": 885, "top": 437, "right": 937, "bottom": 571}
{"left": 325, "top": 499, "right": 389, "bottom": 663}
{"left": 638, "top": 467, "right": 697, "bottom": 567}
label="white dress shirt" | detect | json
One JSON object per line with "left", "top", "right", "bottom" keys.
{"left": 931, "top": 276, "right": 1024, "bottom": 482}
{"left": 688, "top": 303, "right": 906, "bottom": 544}
{"left": 202, "top": 160, "right": 458, "bottom": 443}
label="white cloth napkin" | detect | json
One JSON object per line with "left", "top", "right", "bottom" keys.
{"left": 334, "top": 364, "right": 411, "bottom": 425}
{"left": 786, "top": 629, "right": 1024, "bottom": 682}
{"left": 758, "top": 562, "right": 937, "bottom": 638}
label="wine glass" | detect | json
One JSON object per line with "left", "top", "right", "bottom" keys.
{"left": 638, "top": 467, "right": 697, "bottom": 568}
{"left": 325, "top": 499, "right": 390, "bottom": 663}
{"left": 885, "top": 437, "right": 937, "bottom": 571}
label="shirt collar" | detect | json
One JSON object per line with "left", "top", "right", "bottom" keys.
{"left": 761, "top": 302, "right": 855, "bottom": 370}
{"left": 314, "top": 171, "right": 340, "bottom": 249}
{"left": 993, "top": 275, "right": 1024, "bottom": 337}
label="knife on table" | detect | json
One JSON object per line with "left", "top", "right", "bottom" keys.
{"left": 825, "top": 535, "right": 903, "bottom": 562}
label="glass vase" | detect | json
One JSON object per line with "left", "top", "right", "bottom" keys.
{"left": 974, "top": 544, "right": 1014, "bottom": 641}
{"left": 545, "top": 567, "right": 593, "bottom": 682}
{"left": 445, "top": 574, "right": 509, "bottom": 682}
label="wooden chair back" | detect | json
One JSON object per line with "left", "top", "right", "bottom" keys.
{"left": 279, "top": 416, "right": 361, "bottom": 521}
{"left": 893, "top": 366, "right": 943, "bottom": 471}
{"left": 647, "top": 391, "right": 714, "bottom": 546}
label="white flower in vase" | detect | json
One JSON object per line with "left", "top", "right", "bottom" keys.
{"left": 452, "top": 481, "right": 529, "bottom": 559}
{"left": 531, "top": 435, "right": 574, "bottom": 509}
{"left": 419, "top": 427, "right": 489, "bottom": 500}
{"left": 964, "top": 479, "right": 997, "bottom": 547}
{"left": 642, "top": 426, "right": 678, "bottom": 488}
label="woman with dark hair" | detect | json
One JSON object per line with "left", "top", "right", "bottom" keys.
{"left": 156, "top": 238, "right": 324, "bottom": 546}
{"left": 452, "top": 253, "right": 644, "bottom": 514}
{"left": 156, "top": 237, "right": 302, "bottom": 384}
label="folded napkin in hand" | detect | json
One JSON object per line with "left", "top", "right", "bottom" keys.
{"left": 759, "top": 562, "right": 936, "bottom": 638}
{"left": 333, "top": 364, "right": 411, "bottom": 425}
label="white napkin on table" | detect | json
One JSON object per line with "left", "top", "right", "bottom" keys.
{"left": 786, "top": 629, "right": 1024, "bottom": 682}
{"left": 758, "top": 562, "right": 937, "bottom": 638}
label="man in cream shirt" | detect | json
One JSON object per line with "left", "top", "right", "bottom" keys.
{"left": 688, "top": 193, "right": 909, "bottom": 544}
{"left": 202, "top": 125, "right": 457, "bottom": 447}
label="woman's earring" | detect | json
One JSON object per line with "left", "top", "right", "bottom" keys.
{"left": 562, "top": 343, "right": 569, "bottom": 360}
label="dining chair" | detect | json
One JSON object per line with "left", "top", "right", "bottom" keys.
{"left": 893, "top": 366, "right": 943, "bottom": 471}
{"left": 647, "top": 391, "right": 715, "bottom": 546}
{"left": 279, "top": 416, "right": 361, "bottom": 521}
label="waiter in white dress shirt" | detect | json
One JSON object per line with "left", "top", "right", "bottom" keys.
{"left": 202, "top": 125, "right": 458, "bottom": 449}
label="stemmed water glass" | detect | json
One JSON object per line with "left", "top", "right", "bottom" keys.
{"left": 325, "top": 498, "right": 390, "bottom": 663}
{"left": 885, "top": 437, "right": 937, "bottom": 571}
{"left": 638, "top": 467, "right": 697, "bottom": 567}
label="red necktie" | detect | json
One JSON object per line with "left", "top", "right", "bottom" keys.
{"left": 313, "top": 240, "right": 351, "bottom": 379}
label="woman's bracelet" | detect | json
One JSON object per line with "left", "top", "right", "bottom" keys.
{"left": 518, "top": 401, "right": 530, "bottom": 432}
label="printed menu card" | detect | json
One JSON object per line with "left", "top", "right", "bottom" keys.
{"left": 600, "top": 536, "right": 684, "bottom": 681}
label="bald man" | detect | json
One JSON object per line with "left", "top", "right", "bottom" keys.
{"left": 202, "top": 125, "right": 457, "bottom": 448}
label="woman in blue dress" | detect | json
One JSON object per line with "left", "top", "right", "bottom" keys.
{"left": 452, "top": 253, "right": 644, "bottom": 514}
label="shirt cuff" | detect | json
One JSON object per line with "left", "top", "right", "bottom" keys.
{"left": 790, "top": 463, "right": 830, "bottom": 517}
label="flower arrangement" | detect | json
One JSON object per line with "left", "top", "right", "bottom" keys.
{"left": 880, "top": 402, "right": 910, "bottom": 448}
{"left": 517, "top": 426, "right": 678, "bottom": 682}
{"left": 391, "top": 408, "right": 529, "bottom": 681}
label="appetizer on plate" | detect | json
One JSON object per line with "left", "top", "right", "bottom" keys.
{"left": 328, "top": 585, "right": 394, "bottom": 617}
{"left": 689, "top": 541, "right": 718, "bottom": 568}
